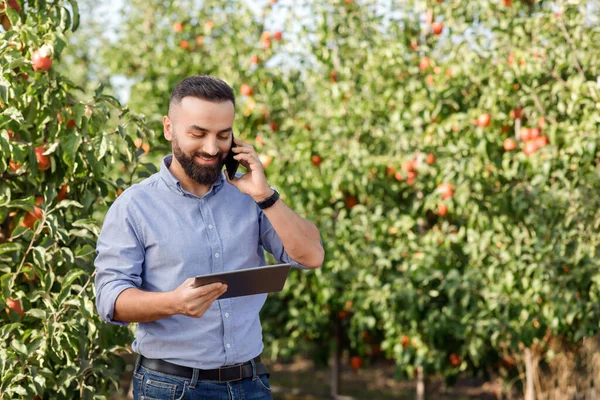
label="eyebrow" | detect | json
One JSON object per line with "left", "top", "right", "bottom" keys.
{"left": 187, "top": 125, "right": 232, "bottom": 134}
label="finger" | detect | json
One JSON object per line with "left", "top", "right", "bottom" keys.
{"left": 197, "top": 283, "right": 228, "bottom": 300}
{"left": 233, "top": 153, "right": 260, "bottom": 165}
{"left": 194, "top": 282, "right": 224, "bottom": 295}
{"left": 199, "top": 287, "right": 227, "bottom": 311}
{"left": 232, "top": 145, "right": 256, "bottom": 154}
{"left": 233, "top": 154, "right": 254, "bottom": 170}
{"left": 233, "top": 137, "right": 250, "bottom": 147}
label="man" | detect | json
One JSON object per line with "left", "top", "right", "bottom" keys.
{"left": 94, "top": 75, "right": 324, "bottom": 399}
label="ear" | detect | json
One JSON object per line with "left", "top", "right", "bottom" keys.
{"left": 163, "top": 115, "right": 173, "bottom": 142}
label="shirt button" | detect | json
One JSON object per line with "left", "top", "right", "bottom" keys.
{"left": 208, "top": 224, "right": 213, "bottom": 229}
{"left": 226, "top": 343, "right": 231, "bottom": 349}
{"left": 225, "top": 313, "right": 229, "bottom": 318}
{"left": 215, "top": 253, "right": 220, "bottom": 258}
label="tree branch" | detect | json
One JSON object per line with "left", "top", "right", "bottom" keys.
{"left": 557, "top": 21, "right": 585, "bottom": 78}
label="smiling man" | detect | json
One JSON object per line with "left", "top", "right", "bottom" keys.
{"left": 94, "top": 75, "right": 324, "bottom": 399}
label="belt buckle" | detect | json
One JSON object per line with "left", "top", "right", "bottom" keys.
{"left": 218, "top": 363, "right": 243, "bottom": 383}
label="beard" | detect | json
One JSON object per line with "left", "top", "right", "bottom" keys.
{"left": 172, "top": 137, "right": 226, "bottom": 185}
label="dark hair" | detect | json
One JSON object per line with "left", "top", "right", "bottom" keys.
{"left": 169, "top": 75, "right": 235, "bottom": 112}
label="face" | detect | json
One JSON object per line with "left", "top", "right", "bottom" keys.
{"left": 163, "top": 97, "right": 235, "bottom": 185}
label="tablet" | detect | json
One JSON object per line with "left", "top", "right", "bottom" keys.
{"left": 194, "top": 263, "right": 292, "bottom": 300}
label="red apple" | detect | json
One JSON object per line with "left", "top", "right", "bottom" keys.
{"left": 8, "top": 160, "right": 20, "bottom": 172}
{"left": 510, "top": 107, "right": 523, "bottom": 119}
{"left": 240, "top": 84, "right": 253, "bottom": 96}
{"left": 259, "top": 154, "right": 273, "bottom": 168}
{"left": 261, "top": 31, "right": 271, "bottom": 41}
{"left": 0, "top": 0, "right": 20, "bottom": 13}
{"left": 478, "top": 113, "right": 491, "bottom": 128}
{"left": 438, "top": 183, "right": 454, "bottom": 199}
{"left": 534, "top": 136, "right": 549, "bottom": 148}
{"left": 438, "top": 202, "right": 448, "bottom": 217}
{"left": 5, "top": 298, "right": 23, "bottom": 318}
{"left": 311, "top": 155, "right": 322, "bottom": 167}
{"left": 345, "top": 195, "right": 359, "bottom": 210}
{"left": 538, "top": 117, "right": 545, "bottom": 128}
{"left": 57, "top": 184, "right": 69, "bottom": 201}
{"left": 273, "top": 31, "right": 282, "bottom": 41}
{"left": 401, "top": 335, "right": 410, "bottom": 349}
{"left": 503, "top": 0, "right": 512, "bottom": 6}
{"left": 179, "top": 40, "right": 189, "bottom": 49}
{"left": 503, "top": 138, "right": 517, "bottom": 151}
{"left": 35, "top": 146, "right": 51, "bottom": 171}
{"left": 172, "top": 22, "right": 183, "bottom": 32}
{"left": 402, "top": 160, "right": 416, "bottom": 172}
{"left": 426, "top": 153, "right": 435, "bottom": 164}
{"left": 250, "top": 55, "right": 259, "bottom": 64}
{"left": 419, "top": 57, "right": 431, "bottom": 71}
{"left": 523, "top": 141, "right": 538, "bottom": 155}
{"left": 21, "top": 197, "right": 43, "bottom": 230}
{"left": 350, "top": 356, "right": 363, "bottom": 371}
{"left": 449, "top": 353, "right": 461, "bottom": 367}
{"left": 431, "top": 22, "right": 443, "bottom": 35}
{"left": 520, "top": 127, "right": 532, "bottom": 142}
{"left": 31, "top": 49, "right": 53, "bottom": 72}
{"left": 529, "top": 127, "right": 541, "bottom": 139}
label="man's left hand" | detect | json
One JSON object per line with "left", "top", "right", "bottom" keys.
{"left": 226, "top": 137, "right": 274, "bottom": 202}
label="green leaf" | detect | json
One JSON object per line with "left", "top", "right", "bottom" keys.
{"left": 26, "top": 309, "right": 47, "bottom": 319}
{"left": 11, "top": 339, "right": 27, "bottom": 355}
{"left": 68, "top": 0, "right": 80, "bottom": 31}
{"left": 0, "top": 242, "right": 21, "bottom": 255}
{"left": 60, "top": 132, "right": 82, "bottom": 167}
{"left": 54, "top": 200, "right": 84, "bottom": 210}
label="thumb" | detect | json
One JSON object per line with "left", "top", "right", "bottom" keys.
{"left": 226, "top": 171, "right": 240, "bottom": 188}
{"left": 184, "top": 277, "right": 197, "bottom": 287}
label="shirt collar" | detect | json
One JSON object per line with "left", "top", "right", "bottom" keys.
{"left": 160, "top": 155, "right": 226, "bottom": 196}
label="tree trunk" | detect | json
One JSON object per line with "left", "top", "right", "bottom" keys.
{"left": 524, "top": 348, "right": 535, "bottom": 400}
{"left": 330, "top": 319, "right": 342, "bottom": 399}
{"left": 416, "top": 365, "right": 425, "bottom": 400}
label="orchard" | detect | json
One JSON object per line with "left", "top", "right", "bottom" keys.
{"left": 2, "top": 0, "right": 600, "bottom": 398}
{"left": 0, "top": 0, "right": 153, "bottom": 398}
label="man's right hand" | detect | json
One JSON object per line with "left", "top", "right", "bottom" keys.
{"left": 171, "top": 278, "right": 228, "bottom": 318}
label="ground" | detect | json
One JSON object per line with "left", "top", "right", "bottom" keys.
{"left": 113, "top": 354, "right": 502, "bottom": 399}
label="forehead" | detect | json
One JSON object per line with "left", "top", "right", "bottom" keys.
{"left": 172, "top": 97, "right": 235, "bottom": 128}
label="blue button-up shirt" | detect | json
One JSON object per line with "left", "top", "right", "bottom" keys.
{"left": 94, "top": 155, "right": 305, "bottom": 369}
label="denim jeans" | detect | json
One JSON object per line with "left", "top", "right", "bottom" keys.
{"left": 132, "top": 357, "right": 273, "bottom": 400}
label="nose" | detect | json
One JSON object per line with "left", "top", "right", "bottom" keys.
{"left": 202, "top": 137, "right": 219, "bottom": 156}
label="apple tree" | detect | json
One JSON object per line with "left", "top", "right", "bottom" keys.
{"left": 98, "top": 0, "right": 600, "bottom": 396}
{"left": 0, "top": 0, "right": 153, "bottom": 397}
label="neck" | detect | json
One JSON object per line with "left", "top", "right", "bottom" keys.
{"left": 168, "top": 156, "right": 213, "bottom": 198}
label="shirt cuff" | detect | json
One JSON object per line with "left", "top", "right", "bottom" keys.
{"left": 97, "top": 282, "right": 137, "bottom": 326}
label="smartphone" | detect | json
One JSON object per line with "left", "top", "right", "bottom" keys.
{"left": 224, "top": 132, "right": 239, "bottom": 180}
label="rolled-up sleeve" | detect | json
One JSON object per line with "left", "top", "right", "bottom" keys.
{"left": 257, "top": 207, "right": 313, "bottom": 270}
{"left": 94, "top": 196, "right": 145, "bottom": 325}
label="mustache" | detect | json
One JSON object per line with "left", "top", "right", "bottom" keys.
{"left": 194, "top": 151, "right": 222, "bottom": 159}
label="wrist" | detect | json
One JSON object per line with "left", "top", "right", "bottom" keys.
{"left": 164, "top": 291, "right": 181, "bottom": 316}
{"left": 252, "top": 188, "right": 275, "bottom": 203}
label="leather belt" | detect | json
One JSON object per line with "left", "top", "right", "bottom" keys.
{"left": 139, "top": 355, "right": 268, "bottom": 382}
